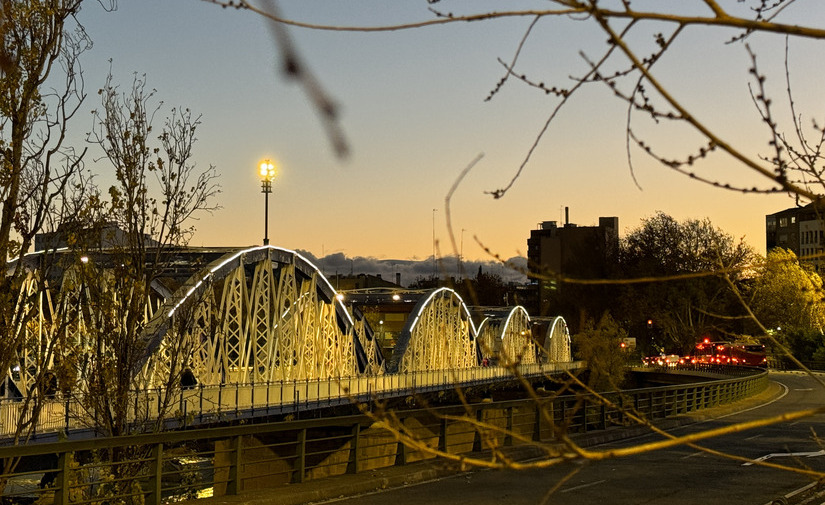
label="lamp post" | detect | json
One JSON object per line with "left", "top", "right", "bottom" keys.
{"left": 259, "top": 159, "right": 276, "bottom": 245}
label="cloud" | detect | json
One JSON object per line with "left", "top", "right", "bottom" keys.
{"left": 295, "top": 250, "right": 527, "bottom": 286}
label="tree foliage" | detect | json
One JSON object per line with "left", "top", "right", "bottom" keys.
{"left": 747, "top": 248, "right": 825, "bottom": 358}
{"left": 617, "top": 212, "right": 755, "bottom": 354}
{"left": 572, "top": 313, "right": 628, "bottom": 391}
{"left": 456, "top": 266, "right": 508, "bottom": 307}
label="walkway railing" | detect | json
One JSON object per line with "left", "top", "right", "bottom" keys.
{"left": 0, "top": 366, "right": 767, "bottom": 505}
{"left": 0, "top": 362, "right": 584, "bottom": 440}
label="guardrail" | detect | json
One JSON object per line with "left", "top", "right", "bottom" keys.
{"left": 769, "top": 358, "right": 825, "bottom": 371}
{"left": 636, "top": 362, "right": 767, "bottom": 377}
{"left": 0, "top": 365, "right": 767, "bottom": 505}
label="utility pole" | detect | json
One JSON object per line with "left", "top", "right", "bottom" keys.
{"left": 459, "top": 228, "right": 466, "bottom": 278}
{"left": 432, "top": 208, "right": 437, "bottom": 279}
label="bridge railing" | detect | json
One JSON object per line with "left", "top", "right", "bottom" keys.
{"left": 0, "top": 361, "right": 583, "bottom": 440}
{"left": 0, "top": 366, "right": 767, "bottom": 505}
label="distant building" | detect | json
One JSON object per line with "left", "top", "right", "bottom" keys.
{"left": 327, "top": 272, "right": 402, "bottom": 291}
{"left": 333, "top": 275, "right": 408, "bottom": 358}
{"left": 766, "top": 202, "right": 825, "bottom": 271}
{"left": 527, "top": 209, "right": 619, "bottom": 316}
{"left": 34, "top": 221, "right": 159, "bottom": 252}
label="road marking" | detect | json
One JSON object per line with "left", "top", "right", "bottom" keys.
{"left": 794, "top": 388, "right": 814, "bottom": 392}
{"left": 742, "top": 450, "right": 825, "bottom": 466}
{"left": 697, "top": 380, "right": 789, "bottom": 423}
{"left": 681, "top": 451, "right": 704, "bottom": 459}
{"left": 561, "top": 480, "right": 607, "bottom": 493}
{"left": 743, "top": 434, "right": 763, "bottom": 441}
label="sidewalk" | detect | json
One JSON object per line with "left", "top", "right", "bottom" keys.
{"left": 191, "top": 380, "right": 784, "bottom": 505}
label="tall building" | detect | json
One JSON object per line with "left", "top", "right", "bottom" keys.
{"left": 527, "top": 209, "right": 619, "bottom": 317}
{"left": 766, "top": 202, "right": 825, "bottom": 271}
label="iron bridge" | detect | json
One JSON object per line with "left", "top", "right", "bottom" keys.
{"left": 2, "top": 245, "right": 577, "bottom": 439}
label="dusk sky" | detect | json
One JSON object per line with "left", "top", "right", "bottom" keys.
{"left": 71, "top": 1, "right": 824, "bottom": 263}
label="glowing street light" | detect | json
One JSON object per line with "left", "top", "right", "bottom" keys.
{"left": 259, "top": 159, "right": 276, "bottom": 246}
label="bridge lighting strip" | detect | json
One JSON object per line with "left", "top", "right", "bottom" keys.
{"left": 407, "top": 287, "right": 478, "bottom": 336}
{"left": 500, "top": 306, "right": 530, "bottom": 340}
{"left": 5, "top": 246, "right": 71, "bottom": 271}
{"left": 548, "top": 316, "right": 570, "bottom": 344}
{"left": 20, "top": 246, "right": 70, "bottom": 258}
{"left": 166, "top": 245, "right": 354, "bottom": 327}
{"left": 476, "top": 317, "right": 489, "bottom": 335}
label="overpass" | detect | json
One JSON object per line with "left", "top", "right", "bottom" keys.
{"left": 1, "top": 245, "right": 577, "bottom": 439}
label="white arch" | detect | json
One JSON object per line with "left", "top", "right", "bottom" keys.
{"left": 476, "top": 306, "right": 536, "bottom": 365}
{"left": 543, "top": 316, "right": 572, "bottom": 363}
{"left": 387, "top": 287, "right": 478, "bottom": 373}
{"left": 139, "top": 245, "right": 365, "bottom": 386}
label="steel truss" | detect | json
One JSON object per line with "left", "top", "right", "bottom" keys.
{"left": 477, "top": 306, "right": 537, "bottom": 365}
{"left": 140, "top": 246, "right": 363, "bottom": 388}
{"left": 386, "top": 287, "right": 478, "bottom": 373}
{"left": 6, "top": 265, "right": 165, "bottom": 397}
{"left": 10, "top": 270, "right": 57, "bottom": 396}
{"left": 543, "top": 316, "right": 572, "bottom": 363}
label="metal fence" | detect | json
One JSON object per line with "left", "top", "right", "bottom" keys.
{"left": 0, "top": 366, "right": 767, "bottom": 505}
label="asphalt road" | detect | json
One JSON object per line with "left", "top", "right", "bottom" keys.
{"left": 319, "top": 372, "right": 825, "bottom": 505}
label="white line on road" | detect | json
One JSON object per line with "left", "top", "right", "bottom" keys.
{"left": 561, "top": 480, "right": 607, "bottom": 493}
{"left": 743, "top": 434, "right": 763, "bottom": 441}
{"left": 696, "top": 380, "right": 789, "bottom": 423}
{"left": 742, "top": 450, "right": 825, "bottom": 466}
{"left": 681, "top": 451, "right": 704, "bottom": 459}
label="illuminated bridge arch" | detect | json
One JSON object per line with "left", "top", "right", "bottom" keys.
{"left": 139, "top": 246, "right": 375, "bottom": 387}
{"left": 476, "top": 306, "right": 537, "bottom": 366}
{"left": 3, "top": 254, "right": 171, "bottom": 398}
{"left": 541, "top": 316, "right": 572, "bottom": 363}
{"left": 386, "top": 287, "right": 478, "bottom": 374}
{"left": 5, "top": 269, "right": 62, "bottom": 396}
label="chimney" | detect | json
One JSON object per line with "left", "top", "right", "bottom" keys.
{"left": 565, "top": 206, "right": 569, "bottom": 225}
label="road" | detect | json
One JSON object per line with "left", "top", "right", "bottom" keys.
{"left": 320, "top": 372, "right": 825, "bottom": 505}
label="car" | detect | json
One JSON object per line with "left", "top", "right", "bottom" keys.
{"left": 664, "top": 354, "right": 682, "bottom": 367}
{"left": 642, "top": 354, "right": 683, "bottom": 367}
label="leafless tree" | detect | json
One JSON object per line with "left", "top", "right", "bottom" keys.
{"left": 0, "top": 0, "right": 95, "bottom": 488}
{"left": 77, "top": 68, "right": 220, "bottom": 438}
